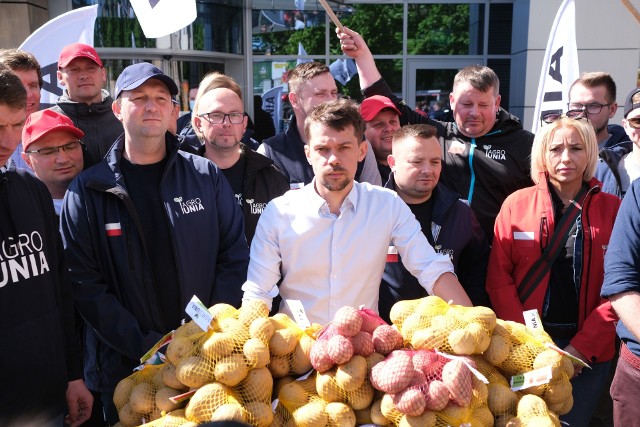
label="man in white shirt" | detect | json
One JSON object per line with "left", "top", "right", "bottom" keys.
{"left": 243, "top": 98, "right": 472, "bottom": 325}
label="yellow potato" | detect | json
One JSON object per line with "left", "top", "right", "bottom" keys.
{"left": 155, "top": 386, "right": 184, "bottom": 413}
{"left": 292, "top": 401, "right": 328, "bottom": 427}
{"left": 201, "top": 332, "right": 236, "bottom": 360}
{"left": 176, "top": 355, "right": 214, "bottom": 389}
{"left": 267, "top": 355, "right": 291, "bottom": 378}
{"left": 243, "top": 337, "right": 270, "bottom": 368}
{"left": 250, "top": 317, "right": 275, "bottom": 343}
{"left": 335, "top": 355, "right": 368, "bottom": 392}
{"left": 113, "top": 376, "right": 135, "bottom": 409}
{"left": 240, "top": 367, "right": 273, "bottom": 403}
{"left": 166, "top": 336, "right": 194, "bottom": 365}
{"left": 129, "top": 382, "right": 155, "bottom": 414}
{"left": 244, "top": 401, "right": 274, "bottom": 427}
{"left": 270, "top": 328, "right": 298, "bottom": 357}
{"left": 214, "top": 354, "right": 249, "bottom": 386}
{"left": 326, "top": 401, "right": 356, "bottom": 427}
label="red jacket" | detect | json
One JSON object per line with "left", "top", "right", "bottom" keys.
{"left": 486, "top": 175, "right": 620, "bottom": 363}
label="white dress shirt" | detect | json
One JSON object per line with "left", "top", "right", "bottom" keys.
{"left": 242, "top": 180, "right": 455, "bottom": 326}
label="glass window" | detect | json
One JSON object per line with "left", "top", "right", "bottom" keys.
{"left": 488, "top": 58, "right": 511, "bottom": 109}
{"left": 193, "top": 1, "right": 243, "bottom": 53}
{"left": 406, "top": 3, "right": 484, "bottom": 55}
{"left": 488, "top": 3, "right": 513, "bottom": 55}
{"left": 93, "top": 1, "right": 157, "bottom": 48}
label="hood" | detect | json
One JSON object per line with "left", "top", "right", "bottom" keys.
{"left": 56, "top": 89, "right": 114, "bottom": 113}
{"left": 448, "top": 107, "right": 525, "bottom": 140}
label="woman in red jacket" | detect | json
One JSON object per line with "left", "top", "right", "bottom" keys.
{"left": 486, "top": 116, "right": 620, "bottom": 425}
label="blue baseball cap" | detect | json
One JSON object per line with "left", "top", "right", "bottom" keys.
{"left": 114, "top": 62, "right": 179, "bottom": 99}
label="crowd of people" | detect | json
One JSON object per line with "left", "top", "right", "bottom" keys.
{"left": 0, "top": 25, "right": 639, "bottom": 427}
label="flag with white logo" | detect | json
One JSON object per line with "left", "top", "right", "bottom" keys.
{"left": 330, "top": 58, "right": 358, "bottom": 86}
{"left": 262, "top": 85, "right": 284, "bottom": 132}
{"left": 19, "top": 5, "right": 98, "bottom": 109}
{"left": 531, "top": 0, "right": 579, "bottom": 133}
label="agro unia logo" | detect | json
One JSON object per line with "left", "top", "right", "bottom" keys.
{"left": 0, "top": 231, "right": 50, "bottom": 287}
{"left": 174, "top": 196, "right": 204, "bottom": 214}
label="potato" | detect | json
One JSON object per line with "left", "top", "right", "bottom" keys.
{"left": 166, "top": 336, "right": 194, "bottom": 365}
{"left": 250, "top": 317, "right": 275, "bottom": 343}
{"left": 543, "top": 377, "right": 571, "bottom": 404}
{"left": 393, "top": 387, "right": 426, "bottom": 417}
{"left": 174, "top": 321, "right": 205, "bottom": 340}
{"left": 370, "top": 399, "right": 390, "bottom": 426}
{"left": 240, "top": 367, "right": 273, "bottom": 403}
{"left": 398, "top": 410, "right": 437, "bottom": 427}
{"left": 292, "top": 401, "right": 328, "bottom": 427}
{"left": 310, "top": 339, "right": 334, "bottom": 372}
{"left": 268, "top": 355, "right": 291, "bottom": 378}
{"left": 326, "top": 401, "right": 356, "bottom": 427}
{"left": 129, "top": 382, "right": 155, "bottom": 414}
{"left": 327, "top": 334, "right": 354, "bottom": 365}
{"left": 239, "top": 299, "right": 270, "bottom": 327}
{"left": 270, "top": 328, "right": 298, "bottom": 356}
{"left": 316, "top": 369, "right": 343, "bottom": 402}
{"left": 346, "top": 379, "right": 375, "bottom": 410}
{"left": 441, "top": 359, "right": 473, "bottom": 407}
{"left": 439, "top": 402, "right": 472, "bottom": 425}
{"left": 336, "top": 355, "right": 368, "bottom": 392}
{"left": 354, "top": 406, "right": 374, "bottom": 425}
{"left": 351, "top": 331, "right": 375, "bottom": 357}
{"left": 533, "top": 349, "right": 564, "bottom": 379}
{"left": 214, "top": 354, "right": 249, "bottom": 386}
{"left": 410, "top": 326, "right": 447, "bottom": 350}
{"left": 155, "top": 386, "right": 184, "bottom": 413}
{"left": 291, "top": 341, "right": 313, "bottom": 375}
{"left": 299, "top": 333, "right": 315, "bottom": 358}
{"left": 372, "top": 325, "right": 403, "bottom": 355}
{"left": 333, "top": 306, "right": 364, "bottom": 337}
{"left": 472, "top": 406, "right": 495, "bottom": 427}
{"left": 400, "top": 312, "right": 424, "bottom": 343}
{"left": 380, "top": 393, "right": 402, "bottom": 421}
{"left": 465, "top": 306, "right": 497, "bottom": 331}
{"left": 218, "top": 317, "right": 247, "bottom": 336}
{"left": 448, "top": 328, "right": 476, "bottom": 355}
{"left": 279, "top": 380, "right": 309, "bottom": 412}
{"left": 244, "top": 401, "right": 274, "bottom": 427}
{"left": 389, "top": 299, "right": 420, "bottom": 328}
{"left": 466, "top": 322, "right": 492, "bottom": 353}
{"left": 211, "top": 403, "right": 247, "bottom": 422}
{"left": 271, "top": 313, "right": 294, "bottom": 330}
{"left": 472, "top": 375, "right": 489, "bottom": 403}
{"left": 370, "top": 351, "right": 414, "bottom": 394}
{"left": 548, "top": 393, "right": 573, "bottom": 416}
{"left": 273, "top": 376, "right": 296, "bottom": 401}
{"left": 113, "top": 376, "right": 135, "bottom": 409}
{"left": 423, "top": 379, "right": 449, "bottom": 411}
{"left": 118, "top": 403, "right": 143, "bottom": 427}
{"left": 487, "top": 383, "right": 517, "bottom": 414}
{"left": 500, "top": 342, "right": 539, "bottom": 375}
{"left": 176, "top": 355, "right": 214, "bottom": 389}
{"left": 208, "top": 302, "right": 237, "bottom": 320}
{"left": 366, "top": 351, "right": 385, "bottom": 376}
{"left": 185, "top": 382, "right": 237, "bottom": 422}
{"left": 201, "top": 332, "right": 236, "bottom": 360}
{"left": 484, "top": 334, "right": 511, "bottom": 365}
{"left": 160, "top": 362, "right": 184, "bottom": 390}
{"left": 516, "top": 394, "right": 549, "bottom": 419}
{"left": 243, "top": 337, "right": 270, "bottom": 368}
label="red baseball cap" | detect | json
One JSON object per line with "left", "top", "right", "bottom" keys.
{"left": 22, "top": 110, "right": 84, "bottom": 152}
{"left": 58, "top": 43, "right": 103, "bottom": 69}
{"left": 360, "top": 95, "right": 401, "bottom": 121}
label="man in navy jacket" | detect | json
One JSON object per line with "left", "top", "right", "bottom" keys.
{"left": 60, "top": 63, "right": 249, "bottom": 424}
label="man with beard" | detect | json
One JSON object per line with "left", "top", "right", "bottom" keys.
{"left": 360, "top": 95, "right": 401, "bottom": 184}
{"left": 242, "top": 99, "right": 471, "bottom": 326}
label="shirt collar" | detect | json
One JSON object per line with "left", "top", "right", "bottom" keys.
{"left": 305, "top": 178, "right": 359, "bottom": 214}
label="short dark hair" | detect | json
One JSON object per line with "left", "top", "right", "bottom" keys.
{"left": 0, "top": 68, "right": 27, "bottom": 110}
{"left": 392, "top": 124, "right": 438, "bottom": 147}
{"left": 453, "top": 65, "right": 500, "bottom": 96}
{"left": 304, "top": 98, "right": 364, "bottom": 143}
{"left": 0, "top": 49, "right": 43, "bottom": 88}
{"left": 288, "top": 62, "right": 331, "bottom": 95}
{"left": 570, "top": 72, "right": 617, "bottom": 104}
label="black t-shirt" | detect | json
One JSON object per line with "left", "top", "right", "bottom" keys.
{"left": 543, "top": 185, "right": 579, "bottom": 335}
{"left": 407, "top": 197, "right": 435, "bottom": 244}
{"left": 378, "top": 163, "right": 392, "bottom": 186}
{"left": 120, "top": 156, "right": 181, "bottom": 332}
{"left": 221, "top": 154, "right": 246, "bottom": 207}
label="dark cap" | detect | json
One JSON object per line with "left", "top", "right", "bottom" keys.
{"left": 359, "top": 95, "right": 401, "bottom": 122}
{"left": 58, "top": 43, "right": 103, "bottom": 68}
{"left": 624, "top": 88, "right": 640, "bottom": 118}
{"left": 114, "top": 62, "right": 179, "bottom": 99}
{"left": 22, "top": 110, "right": 84, "bottom": 152}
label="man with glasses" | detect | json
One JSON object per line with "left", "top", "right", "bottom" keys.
{"left": 52, "top": 43, "right": 124, "bottom": 169}
{"left": 189, "top": 72, "right": 289, "bottom": 244}
{"left": 60, "top": 63, "right": 249, "bottom": 425}
{"left": 21, "top": 110, "right": 84, "bottom": 215}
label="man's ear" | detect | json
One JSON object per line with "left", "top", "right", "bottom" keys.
{"left": 304, "top": 142, "right": 311, "bottom": 164}
{"left": 112, "top": 100, "right": 123, "bottom": 121}
{"left": 388, "top": 153, "right": 396, "bottom": 171}
{"left": 609, "top": 103, "right": 618, "bottom": 118}
{"left": 57, "top": 71, "right": 64, "bottom": 86}
{"left": 358, "top": 139, "right": 367, "bottom": 162}
{"left": 288, "top": 91, "right": 299, "bottom": 109}
{"left": 21, "top": 152, "right": 33, "bottom": 169}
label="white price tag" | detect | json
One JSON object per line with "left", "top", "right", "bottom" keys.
{"left": 523, "top": 309, "right": 543, "bottom": 330}
{"left": 185, "top": 295, "right": 213, "bottom": 332}
{"left": 285, "top": 299, "right": 311, "bottom": 328}
{"left": 510, "top": 365, "right": 553, "bottom": 391}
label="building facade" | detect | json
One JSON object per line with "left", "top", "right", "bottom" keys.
{"left": 1, "top": 0, "right": 639, "bottom": 129}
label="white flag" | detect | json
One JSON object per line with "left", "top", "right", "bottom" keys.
{"left": 531, "top": 0, "right": 579, "bottom": 133}
{"left": 330, "top": 58, "right": 358, "bottom": 86}
{"left": 129, "top": 0, "right": 197, "bottom": 39}
{"left": 19, "top": 5, "right": 98, "bottom": 109}
{"left": 262, "top": 85, "right": 284, "bottom": 132}
{"left": 297, "top": 43, "right": 313, "bottom": 66}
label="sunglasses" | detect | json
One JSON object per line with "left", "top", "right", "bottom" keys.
{"left": 541, "top": 111, "right": 589, "bottom": 124}
{"left": 626, "top": 117, "right": 640, "bottom": 129}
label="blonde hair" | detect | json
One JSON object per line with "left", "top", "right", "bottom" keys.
{"left": 192, "top": 72, "right": 243, "bottom": 128}
{"left": 530, "top": 117, "right": 598, "bottom": 184}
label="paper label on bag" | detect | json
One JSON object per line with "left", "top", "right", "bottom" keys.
{"left": 185, "top": 295, "right": 213, "bottom": 332}
{"left": 523, "top": 309, "right": 543, "bottom": 330}
{"left": 510, "top": 365, "right": 553, "bottom": 391}
{"left": 169, "top": 389, "right": 196, "bottom": 404}
{"left": 140, "top": 330, "right": 172, "bottom": 364}
{"left": 546, "top": 343, "right": 591, "bottom": 369}
{"left": 285, "top": 299, "right": 311, "bottom": 328}
{"left": 435, "top": 350, "right": 489, "bottom": 384}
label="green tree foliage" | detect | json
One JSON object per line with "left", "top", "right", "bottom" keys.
{"left": 406, "top": 4, "right": 471, "bottom": 55}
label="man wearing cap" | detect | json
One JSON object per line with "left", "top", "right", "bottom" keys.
{"left": 601, "top": 90, "right": 640, "bottom": 423}
{"left": 21, "top": 110, "right": 84, "bottom": 215}
{"left": 60, "top": 62, "right": 249, "bottom": 424}
{"left": 360, "top": 95, "right": 402, "bottom": 184}
{"left": 52, "top": 42, "right": 124, "bottom": 169}
{"left": 259, "top": 61, "right": 381, "bottom": 189}
{"left": 0, "top": 48, "right": 43, "bottom": 171}
{"left": 0, "top": 66, "right": 93, "bottom": 427}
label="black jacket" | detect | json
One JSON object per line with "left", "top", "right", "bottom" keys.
{"left": 379, "top": 177, "right": 491, "bottom": 322}
{"left": 50, "top": 89, "right": 124, "bottom": 169}
{"left": 364, "top": 78, "right": 534, "bottom": 240}
{"left": 0, "top": 166, "right": 82, "bottom": 422}
{"left": 60, "top": 133, "right": 249, "bottom": 391}
{"left": 184, "top": 142, "right": 290, "bottom": 244}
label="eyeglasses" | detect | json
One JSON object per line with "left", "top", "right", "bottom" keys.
{"left": 566, "top": 102, "right": 612, "bottom": 116}
{"left": 540, "top": 112, "right": 589, "bottom": 125}
{"left": 198, "top": 112, "right": 246, "bottom": 125}
{"left": 25, "top": 140, "right": 84, "bottom": 157}
{"left": 626, "top": 117, "right": 640, "bottom": 129}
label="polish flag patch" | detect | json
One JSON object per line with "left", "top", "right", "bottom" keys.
{"left": 386, "top": 245, "right": 398, "bottom": 262}
{"left": 105, "top": 223, "right": 122, "bottom": 237}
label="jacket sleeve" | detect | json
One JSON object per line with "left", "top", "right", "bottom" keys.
{"left": 570, "top": 299, "right": 617, "bottom": 363}
{"left": 210, "top": 165, "right": 250, "bottom": 307}
{"left": 60, "top": 183, "right": 163, "bottom": 361}
{"left": 485, "top": 197, "right": 526, "bottom": 322}
{"left": 456, "top": 207, "right": 492, "bottom": 307}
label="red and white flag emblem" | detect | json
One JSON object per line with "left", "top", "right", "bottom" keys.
{"left": 105, "top": 223, "right": 122, "bottom": 237}
{"left": 386, "top": 246, "right": 398, "bottom": 262}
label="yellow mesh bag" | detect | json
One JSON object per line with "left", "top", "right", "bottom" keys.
{"left": 113, "top": 364, "right": 165, "bottom": 426}
{"left": 391, "top": 297, "right": 497, "bottom": 356}
{"left": 184, "top": 382, "right": 244, "bottom": 423}
{"left": 131, "top": 409, "right": 197, "bottom": 427}
{"left": 267, "top": 312, "right": 320, "bottom": 379}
